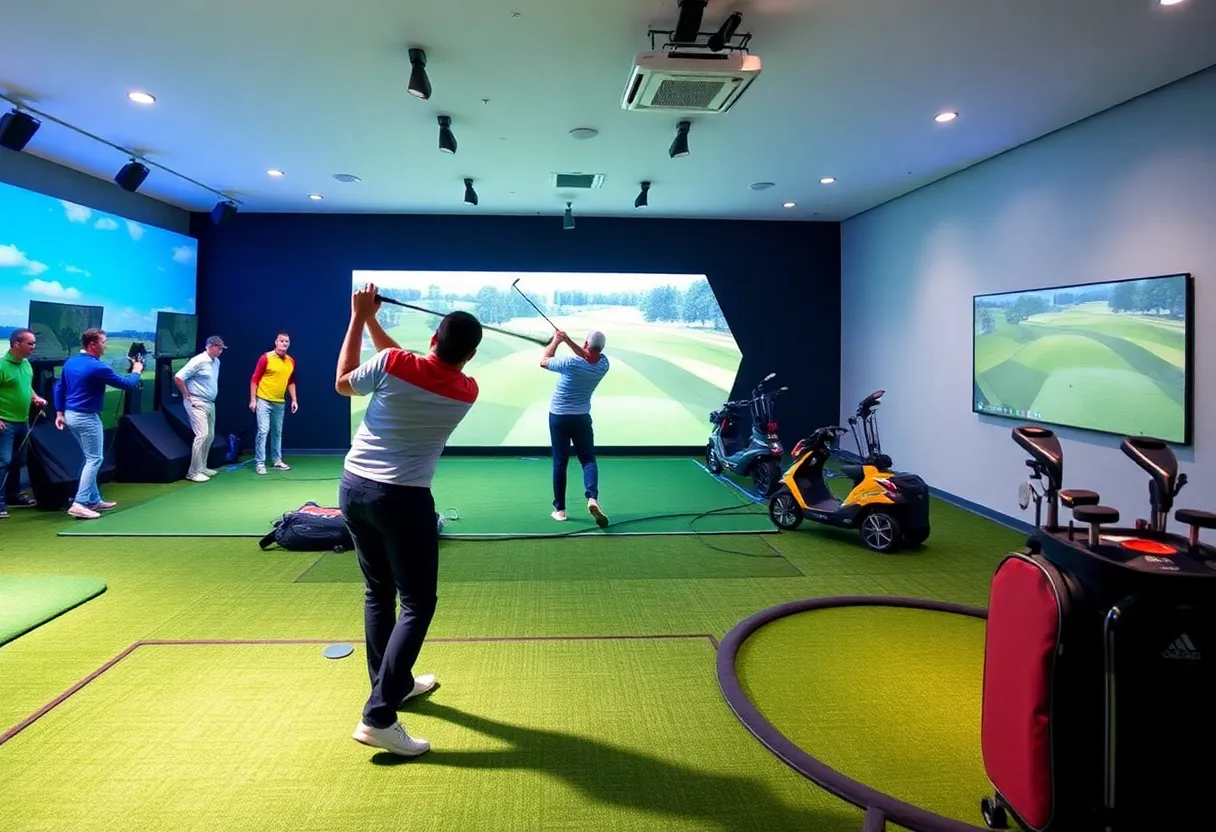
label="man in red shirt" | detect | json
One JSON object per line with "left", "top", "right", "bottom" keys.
{"left": 336, "top": 283, "right": 481, "bottom": 758}
{"left": 249, "top": 332, "right": 298, "bottom": 475}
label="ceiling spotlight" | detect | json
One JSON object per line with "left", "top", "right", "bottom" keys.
{"left": 669, "top": 121, "right": 691, "bottom": 158}
{"left": 267, "top": 169, "right": 284, "bottom": 177}
{"left": 0, "top": 109, "right": 41, "bottom": 152}
{"left": 708, "top": 12, "right": 742, "bottom": 51}
{"left": 308, "top": 193, "right": 324, "bottom": 201}
{"left": 748, "top": 182, "right": 775, "bottom": 191}
{"left": 438, "top": 115, "right": 457, "bottom": 154}
{"left": 407, "top": 48, "right": 432, "bottom": 100}
{"left": 114, "top": 160, "right": 149, "bottom": 193}
{"left": 635, "top": 181, "right": 650, "bottom": 209}
{"left": 783, "top": 202, "right": 796, "bottom": 208}
{"left": 333, "top": 173, "right": 361, "bottom": 183}
{"left": 463, "top": 178, "right": 478, "bottom": 206}
{"left": 1159, "top": 0, "right": 1185, "bottom": 5}
{"left": 127, "top": 91, "right": 156, "bottom": 105}
{"left": 563, "top": 202, "right": 575, "bottom": 231}
{"left": 820, "top": 177, "right": 835, "bottom": 184}
{"left": 569, "top": 127, "right": 599, "bottom": 141}
{"left": 935, "top": 111, "right": 958, "bottom": 123}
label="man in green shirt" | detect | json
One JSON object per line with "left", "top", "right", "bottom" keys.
{"left": 0, "top": 328, "right": 47, "bottom": 517}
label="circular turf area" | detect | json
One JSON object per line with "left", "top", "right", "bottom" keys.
{"left": 719, "top": 597, "right": 991, "bottom": 832}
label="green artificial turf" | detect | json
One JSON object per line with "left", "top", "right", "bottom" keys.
{"left": 57, "top": 456, "right": 772, "bottom": 538}
{"left": 0, "top": 456, "right": 1030, "bottom": 831}
{"left": 737, "top": 605, "right": 989, "bottom": 826}
{"left": 0, "top": 576, "right": 107, "bottom": 646}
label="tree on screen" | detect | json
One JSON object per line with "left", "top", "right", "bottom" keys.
{"left": 1004, "top": 294, "right": 1049, "bottom": 325}
{"left": 641, "top": 285, "right": 681, "bottom": 322}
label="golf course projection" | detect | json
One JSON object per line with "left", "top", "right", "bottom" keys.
{"left": 973, "top": 274, "right": 1191, "bottom": 443}
{"left": 351, "top": 270, "right": 743, "bottom": 446}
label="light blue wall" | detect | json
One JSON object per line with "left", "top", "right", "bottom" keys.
{"left": 840, "top": 66, "right": 1215, "bottom": 540}
{"left": 0, "top": 149, "right": 189, "bottom": 234}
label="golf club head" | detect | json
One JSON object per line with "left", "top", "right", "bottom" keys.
{"left": 764, "top": 373, "right": 776, "bottom": 382}
{"left": 1018, "top": 482, "right": 1032, "bottom": 510}
{"left": 511, "top": 278, "right": 521, "bottom": 287}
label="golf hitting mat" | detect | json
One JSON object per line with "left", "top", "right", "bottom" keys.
{"left": 57, "top": 456, "right": 775, "bottom": 539}
{"left": 0, "top": 576, "right": 108, "bottom": 647}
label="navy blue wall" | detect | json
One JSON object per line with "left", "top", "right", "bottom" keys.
{"left": 191, "top": 212, "right": 840, "bottom": 452}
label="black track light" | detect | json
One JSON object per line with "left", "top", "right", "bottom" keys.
{"left": 438, "top": 116, "right": 457, "bottom": 154}
{"left": 669, "top": 121, "right": 691, "bottom": 158}
{"left": 114, "top": 160, "right": 149, "bottom": 193}
{"left": 0, "top": 109, "right": 40, "bottom": 151}
{"left": 635, "top": 181, "right": 650, "bottom": 209}
{"left": 408, "top": 48, "right": 432, "bottom": 100}
{"left": 463, "top": 178, "right": 478, "bottom": 206}
{"left": 563, "top": 202, "right": 575, "bottom": 231}
{"left": 211, "top": 200, "right": 238, "bottom": 226}
{"left": 708, "top": 12, "right": 742, "bottom": 51}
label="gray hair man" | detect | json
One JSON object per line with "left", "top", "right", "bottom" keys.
{"left": 175, "top": 335, "right": 226, "bottom": 482}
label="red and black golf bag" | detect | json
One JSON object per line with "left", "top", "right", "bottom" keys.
{"left": 979, "top": 427, "right": 1216, "bottom": 831}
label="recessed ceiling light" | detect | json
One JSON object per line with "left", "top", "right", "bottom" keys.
{"left": 333, "top": 173, "right": 361, "bottom": 183}
{"left": 748, "top": 182, "right": 775, "bottom": 191}
{"left": 569, "top": 128, "right": 599, "bottom": 140}
{"left": 308, "top": 194, "right": 324, "bottom": 201}
{"left": 935, "top": 111, "right": 958, "bottom": 123}
{"left": 128, "top": 91, "right": 155, "bottom": 105}
{"left": 820, "top": 177, "right": 836, "bottom": 184}
{"left": 783, "top": 202, "right": 796, "bottom": 208}
{"left": 1159, "top": 0, "right": 1185, "bottom": 5}
{"left": 267, "top": 169, "right": 284, "bottom": 177}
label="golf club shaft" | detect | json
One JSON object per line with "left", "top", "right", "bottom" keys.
{"left": 510, "top": 280, "right": 560, "bottom": 331}
{"left": 373, "top": 295, "right": 550, "bottom": 346}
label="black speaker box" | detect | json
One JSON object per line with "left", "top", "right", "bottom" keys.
{"left": 26, "top": 423, "right": 118, "bottom": 511}
{"left": 211, "top": 201, "right": 238, "bottom": 226}
{"left": 115, "top": 161, "right": 149, "bottom": 192}
{"left": 115, "top": 411, "right": 192, "bottom": 483}
{"left": 0, "top": 110, "right": 40, "bottom": 151}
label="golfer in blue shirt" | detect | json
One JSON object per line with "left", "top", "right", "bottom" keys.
{"left": 54, "top": 328, "right": 143, "bottom": 519}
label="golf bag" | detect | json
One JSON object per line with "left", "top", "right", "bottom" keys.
{"left": 259, "top": 503, "right": 352, "bottom": 552}
{"left": 259, "top": 502, "right": 449, "bottom": 553}
{"left": 981, "top": 548, "right": 1216, "bottom": 831}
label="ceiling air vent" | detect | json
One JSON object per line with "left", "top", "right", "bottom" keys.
{"left": 551, "top": 173, "right": 605, "bottom": 189}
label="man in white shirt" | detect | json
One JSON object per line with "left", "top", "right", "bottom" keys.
{"left": 174, "top": 335, "right": 225, "bottom": 482}
{"left": 336, "top": 284, "right": 481, "bottom": 759}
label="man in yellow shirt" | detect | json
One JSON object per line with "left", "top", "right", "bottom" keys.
{"left": 249, "top": 332, "right": 298, "bottom": 475}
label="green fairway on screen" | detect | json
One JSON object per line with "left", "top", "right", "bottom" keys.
{"left": 973, "top": 274, "right": 1190, "bottom": 443}
{"left": 351, "top": 271, "right": 743, "bottom": 447}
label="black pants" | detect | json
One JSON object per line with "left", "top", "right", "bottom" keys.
{"left": 549, "top": 412, "right": 598, "bottom": 511}
{"left": 339, "top": 470, "right": 438, "bottom": 729}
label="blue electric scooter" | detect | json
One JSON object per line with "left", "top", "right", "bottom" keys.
{"left": 705, "top": 373, "right": 787, "bottom": 497}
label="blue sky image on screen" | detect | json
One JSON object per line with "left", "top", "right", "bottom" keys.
{"left": 0, "top": 180, "right": 197, "bottom": 356}
{"left": 351, "top": 270, "right": 743, "bottom": 447}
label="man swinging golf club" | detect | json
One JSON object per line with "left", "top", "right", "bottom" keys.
{"left": 541, "top": 328, "right": 610, "bottom": 527}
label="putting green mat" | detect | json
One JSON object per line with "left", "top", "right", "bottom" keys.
{"left": 736, "top": 605, "right": 988, "bottom": 826}
{"left": 0, "top": 576, "right": 107, "bottom": 647}
{"left": 0, "top": 638, "right": 864, "bottom": 831}
{"left": 57, "top": 456, "right": 773, "bottom": 538}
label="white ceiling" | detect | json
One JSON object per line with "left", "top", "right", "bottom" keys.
{"left": 1, "top": 0, "right": 1213, "bottom": 222}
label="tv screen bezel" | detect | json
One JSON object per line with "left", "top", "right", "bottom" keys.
{"left": 154, "top": 310, "right": 199, "bottom": 359}
{"left": 971, "top": 272, "right": 1194, "bottom": 446}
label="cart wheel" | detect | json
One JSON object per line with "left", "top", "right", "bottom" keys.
{"left": 768, "top": 489, "right": 803, "bottom": 530}
{"left": 980, "top": 797, "right": 1008, "bottom": 829}
{"left": 705, "top": 443, "right": 723, "bottom": 474}
{"left": 859, "top": 510, "right": 901, "bottom": 552}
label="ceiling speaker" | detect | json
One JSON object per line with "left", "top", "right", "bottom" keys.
{"left": 211, "top": 201, "right": 238, "bottom": 226}
{"left": 0, "top": 110, "right": 41, "bottom": 151}
{"left": 115, "top": 161, "right": 150, "bottom": 192}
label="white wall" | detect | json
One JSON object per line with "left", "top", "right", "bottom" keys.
{"left": 840, "top": 66, "right": 1215, "bottom": 540}
{"left": 0, "top": 149, "right": 189, "bottom": 234}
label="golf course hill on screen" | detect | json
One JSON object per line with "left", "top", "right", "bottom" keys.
{"left": 973, "top": 273, "right": 1190, "bottom": 443}
{"left": 351, "top": 271, "right": 744, "bottom": 447}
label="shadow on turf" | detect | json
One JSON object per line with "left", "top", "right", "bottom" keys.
{"left": 370, "top": 699, "right": 857, "bottom": 831}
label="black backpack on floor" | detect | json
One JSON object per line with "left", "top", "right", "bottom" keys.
{"left": 259, "top": 502, "right": 353, "bottom": 552}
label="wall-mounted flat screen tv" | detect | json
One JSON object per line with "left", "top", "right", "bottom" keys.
{"left": 973, "top": 273, "right": 1193, "bottom": 445}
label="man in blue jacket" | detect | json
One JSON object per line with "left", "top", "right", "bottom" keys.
{"left": 54, "top": 328, "right": 144, "bottom": 519}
